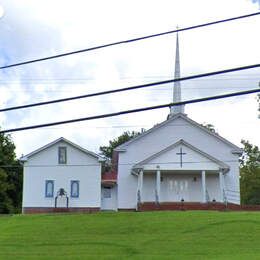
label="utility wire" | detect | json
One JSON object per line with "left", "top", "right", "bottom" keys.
{"left": 0, "top": 88, "right": 259, "bottom": 134}
{"left": 1, "top": 63, "right": 260, "bottom": 112}
{"left": 1, "top": 12, "right": 260, "bottom": 70}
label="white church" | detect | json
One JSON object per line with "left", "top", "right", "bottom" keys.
{"left": 21, "top": 35, "right": 242, "bottom": 213}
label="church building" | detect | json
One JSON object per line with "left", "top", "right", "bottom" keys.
{"left": 21, "top": 34, "right": 242, "bottom": 213}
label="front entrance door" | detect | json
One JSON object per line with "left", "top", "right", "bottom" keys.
{"left": 101, "top": 186, "right": 117, "bottom": 210}
{"left": 165, "top": 176, "right": 189, "bottom": 202}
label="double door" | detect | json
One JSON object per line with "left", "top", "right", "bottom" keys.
{"left": 164, "top": 176, "right": 189, "bottom": 201}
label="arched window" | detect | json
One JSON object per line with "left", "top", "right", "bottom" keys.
{"left": 71, "top": 180, "right": 79, "bottom": 198}
{"left": 45, "top": 180, "right": 54, "bottom": 197}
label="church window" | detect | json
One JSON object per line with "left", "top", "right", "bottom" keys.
{"left": 45, "top": 180, "right": 54, "bottom": 197}
{"left": 58, "top": 147, "right": 67, "bottom": 164}
{"left": 71, "top": 180, "right": 79, "bottom": 198}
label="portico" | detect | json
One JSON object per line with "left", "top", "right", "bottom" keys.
{"left": 133, "top": 139, "right": 229, "bottom": 207}
{"left": 136, "top": 169, "right": 226, "bottom": 204}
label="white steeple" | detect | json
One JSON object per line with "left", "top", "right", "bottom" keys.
{"left": 169, "top": 32, "right": 185, "bottom": 116}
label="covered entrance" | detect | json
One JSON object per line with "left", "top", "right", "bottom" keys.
{"left": 101, "top": 171, "right": 117, "bottom": 211}
{"left": 101, "top": 185, "right": 117, "bottom": 210}
{"left": 132, "top": 139, "right": 230, "bottom": 209}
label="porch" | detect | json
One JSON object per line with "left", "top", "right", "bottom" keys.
{"left": 135, "top": 169, "right": 227, "bottom": 207}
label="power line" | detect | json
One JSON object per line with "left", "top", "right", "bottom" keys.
{"left": 1, "top": 12, "right": 260, "bottom": 70}
{"left": 0, "top": 88, "right": 259, "bottom": 134}
{"left": 1, "top": 63, "right": 260, "bottom": 112}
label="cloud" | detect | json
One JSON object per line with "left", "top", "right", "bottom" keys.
{"left": 0, "top": 0, "right": 259, "bottom": 157}
{"left": 251, "top": 0, "right": 260, "bottom": 8}
{"left": 0, "top": 4, "right": 4, "bottom": 18}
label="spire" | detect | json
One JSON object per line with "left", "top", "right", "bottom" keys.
{"left": 169, "top": 32, "right": 185, "bottom": 117}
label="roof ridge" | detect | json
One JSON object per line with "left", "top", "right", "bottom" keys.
{"left": 20, "top": 137, "right": 100, "bottom": 161}
{"left": 115, "top": 113, "right": 241, "bottom": 152}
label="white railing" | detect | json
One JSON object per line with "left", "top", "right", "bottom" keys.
{"left": 225, "top": 189, "right": 240, "bottom": 204}
{"left": 206, "top": 189, "right": 210, "bottom": 202}
{"left": 155, "top": 189, "right": 159, "bottom": 204}
{"left": 137, "top": 189, "right": 141, "bottom": 204}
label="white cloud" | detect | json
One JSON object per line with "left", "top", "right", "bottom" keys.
{"left": 0, "top": 0, "right": 259, "bottom": 157}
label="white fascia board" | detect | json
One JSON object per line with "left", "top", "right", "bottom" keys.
{"left": 115, "top": 113, "right": 241, "bottom": 153}
{"left": 23, "top": 137, "right": 100, "bottom": 161}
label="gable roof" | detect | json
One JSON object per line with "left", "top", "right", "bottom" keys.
{"left": 20, "top": 137, "right": 101, "bottom": 161}
{"left": 115, "top": 113, "right": 242, "bottom": 154}
{"left": 133, "top": 139, "right": 230, "bottom": 172}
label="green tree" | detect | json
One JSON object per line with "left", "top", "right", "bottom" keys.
{"left": 201, "top": 123, "right": 217, "bottom": 133}
{"left": 99, "top": 130, "right": 143, "bottom": 160}
{"left": 0, "top": 169, "right": 13, "bottom": 213}
{"left": 0, "top": 132, "right": 23, "bottom": 213}
{"left": 257, "top": 93, "right": 260, "bottom": 118}
{"left": 240, "top": 140, "right": 260, "bottom": 205}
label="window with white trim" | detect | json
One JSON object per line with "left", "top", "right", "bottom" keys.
{"left": 58, "top": 146, "right": 67, "bottom": 164}
{"left": 71, "top": 180, "right": 79, "bottom": 198}
{"left": 45, "top": 180, "right": 54, "bottom": 197}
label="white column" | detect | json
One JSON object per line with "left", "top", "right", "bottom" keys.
{"left": 156, "top": 168, "right": 161, "bottom": 203}
{"left": 138, "top": 170, "right": 143, "bottom": 203}
{"left": 219, "top": 170, "right": 224, "bottom": 202}
{"left": 201, "top": 170, "right": 206, "bottom": 203}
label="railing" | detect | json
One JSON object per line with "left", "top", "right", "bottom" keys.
{"left": 137, "top": 189, "right": 141, "bottom": 204}
{"left": 225, "top": 189, "right": 240, "bottom": 204}
{"left": 223, "top": 189, "right": 228, "bottom": 207}
{"left": 206, "top": 189, "right": 210, "bottom": 202}
{"left": 155, "top": 189, "right": 159, "bottom": 205}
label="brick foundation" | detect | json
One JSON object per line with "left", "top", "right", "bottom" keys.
{"left": 23, "top": 204, "right": 260, "bottom": 213}
{"left": 23, "top": 207, "right": 100, "bottom": 214}
{"left": 137, "top": 202, "right": 260, "bottom": 211}
{"left": 117, "top": 208, "right": 136, "bottom": 212}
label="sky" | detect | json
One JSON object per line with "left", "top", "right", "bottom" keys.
{"left": 0, "top": 0, "right": 259, "bottom": 157}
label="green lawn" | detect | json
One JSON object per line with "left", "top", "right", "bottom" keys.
{"left": 0, "top": 211, "right": 260, "bottom": 259}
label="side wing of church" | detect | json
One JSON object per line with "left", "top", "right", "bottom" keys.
{"left": 21, "top": 137, "right": 102, "bottom": 213}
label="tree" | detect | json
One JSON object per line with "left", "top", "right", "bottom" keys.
{"left": 0, "top": 169, "right": 13, "bottom": 213}
{"left": 0, "top": 132, "right": 23, "bottom": 213}
{"left": 240, "top": 140, "right": 260, "bottom": 205}
{"left": 99, "top": 130, "right": 143, "bottom": 160}
{"left": 200, "top": 123, "right": 217, "bottom": 134}
{"left": 257, "top": 94, "right": 260, "bottom": 118}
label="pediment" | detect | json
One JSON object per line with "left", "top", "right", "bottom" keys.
{"left": 133, "top": 139, "right": 229, "bottom": 172}
{"left": 116, "top": 113, "right": 242, "bottom": 155}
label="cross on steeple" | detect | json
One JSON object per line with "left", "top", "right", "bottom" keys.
{"left": 176, "top": 147, "right": 186, "bottom": 167}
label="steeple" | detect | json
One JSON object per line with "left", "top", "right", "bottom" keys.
{"left": 169, "top": 32, "right": 185, "bottom": 117}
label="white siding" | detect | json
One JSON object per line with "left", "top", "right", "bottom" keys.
{"left": 117, "top": 116, "right": 240, "bottom": 209}
{"left": 22, "top": 140, "right": 101, "bottom": 208}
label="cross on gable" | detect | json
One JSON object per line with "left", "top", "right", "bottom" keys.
{"left": 176, "top": 147, "right": 186, "bottom": 167}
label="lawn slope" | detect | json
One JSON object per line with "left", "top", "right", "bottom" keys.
{"left": 0, "top": 211, "right": 260, "bottom": 259}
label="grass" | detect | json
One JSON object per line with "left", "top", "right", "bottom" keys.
{"left": 0, "top": 211, "right": 260, "bottom": 259}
